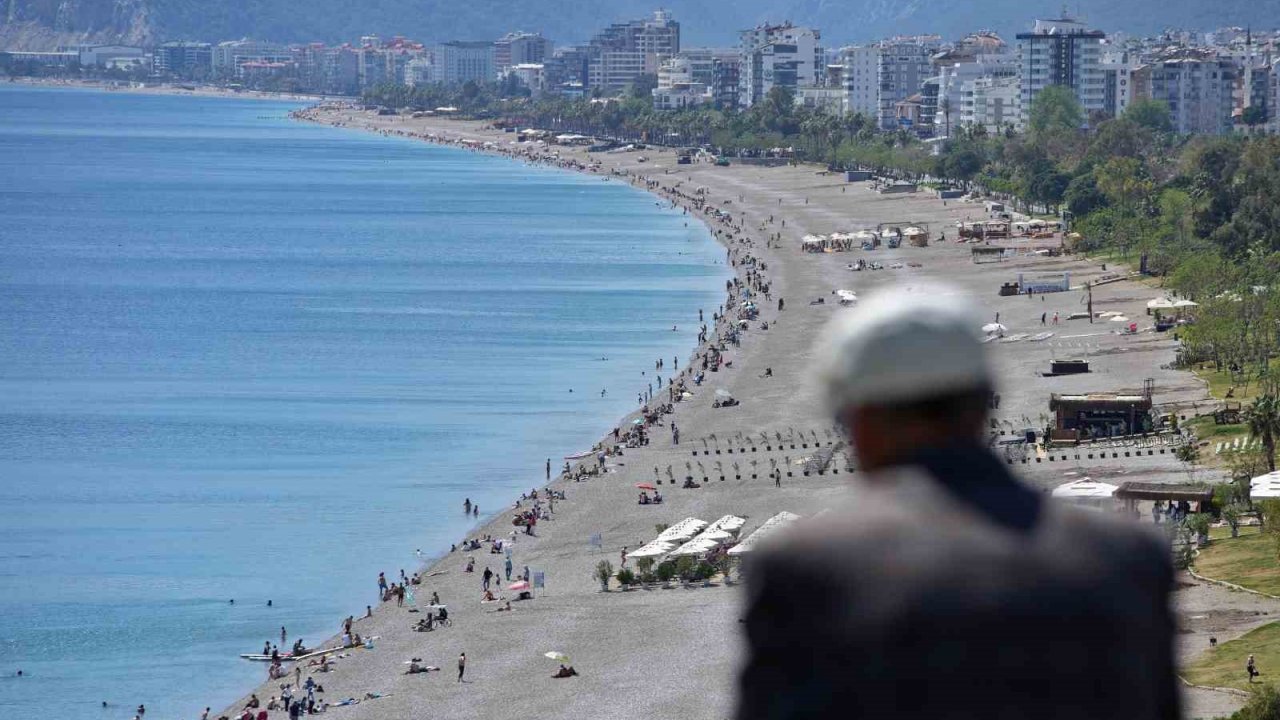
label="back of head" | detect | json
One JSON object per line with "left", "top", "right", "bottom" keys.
{"left": 816, "top": 284, "right": 991, "bottom": 414}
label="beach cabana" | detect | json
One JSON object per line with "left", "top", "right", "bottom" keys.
{"left": 654, "top": 518, "right": 707, "bottom": 544}
{"left": 727, "top": 511, "right": 801, "bottom": 555}
{"left": 1051, "top": 478, "right": 1118, "bottom": 510}
{"left": 1252, "top": 471, "right": 1280, "bottom": 499}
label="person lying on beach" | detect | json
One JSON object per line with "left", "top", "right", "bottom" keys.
{"left": 552, "top": 665, "right": 579, "bottom": 678}
{"left": 481, "top": 589, "right": 498, "bottom": 602}
{"left": 492, "top": 600, "right": 513, "bottom": 613}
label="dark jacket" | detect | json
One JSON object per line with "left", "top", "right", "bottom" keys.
{"left": 737, "top": 446, "right": 1178, "bottom": 720}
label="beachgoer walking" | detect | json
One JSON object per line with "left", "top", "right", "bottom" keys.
{"left": 1053, "top": 312, "right": 1059, "bottom": 325}
{"left": 280, "top": 626, "right": 286, "bottom": 646}
{"left": 464, "top": 498, "right": 472, "bottom": 514}
{"left": 378, "top": 572, "right": 387, "bottom": 597}
{"left": 294, "top": 665, "right": 301, "bottom": 687}
{"left": 458, "top": 652, "right": 467, "bottom": 682}
{"left": 483, "top": 567, "right": 493, "bottom": 591}
{"left": 505, "top": 557, "right": 513, "bottom": 581}
{"left": 1041, "top": 312, "right": 1046, "bottom": 326}
{"left": 545, "top": 458, "right": 550, "bottom": 480}
{"left": 621, "top": 547, "right": 628, "bottom": 567}
{"left": 1249, "top": 654, "right": 1259, "bottom": 682}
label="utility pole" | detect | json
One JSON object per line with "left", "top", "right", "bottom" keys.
{"left": 1086, "top": 281, "right": 1093, "bottom": 323}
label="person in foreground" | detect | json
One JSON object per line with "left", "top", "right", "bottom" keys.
{"left": 737, "top": 286, "right": 1178, "bottom": 720}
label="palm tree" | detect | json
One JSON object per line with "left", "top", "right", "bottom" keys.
{"left": 939, "top": 96, "right": 952, "bottom": 139}
{"left": 1245, "top": 394, "right": 1280, "bottom": 472}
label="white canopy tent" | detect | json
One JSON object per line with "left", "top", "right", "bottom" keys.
{"left": 1052, "top": 478, "right": 1119, "bottom": 510}
{"left": 706, "top": 515, "right": 747, "bottom": 533}
{"left": 654, "top": 518, "right": 707, "bottom": 544}
{"left": 1147, "top": 297, "right": 1175, "bottom": 310}
{"left": 727, "top": 511, "right": 802, "bottom": 555}
{"left": 627, "top": 541, "right": 677, "bottom": 559}
{"left": 1252, "top": 471, "right": 1280, "bottom": 499}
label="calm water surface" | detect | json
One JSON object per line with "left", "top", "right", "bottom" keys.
{"left": 0, "top": 85, "right": 729, "bottom": 718}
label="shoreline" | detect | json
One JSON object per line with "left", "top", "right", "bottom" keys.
{"left": 5, "top": 76, "right": 336, "bottom": 103}
{"left": 212, "top": 105, "right": 1247, "bottom": 720}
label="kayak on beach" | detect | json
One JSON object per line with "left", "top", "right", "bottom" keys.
{"left": 563, "top": 450, "right": 595, "bottom": 460}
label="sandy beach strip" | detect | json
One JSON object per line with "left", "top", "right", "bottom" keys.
{"left": 210, "top": 106, "right": 1247, "bottom": 720}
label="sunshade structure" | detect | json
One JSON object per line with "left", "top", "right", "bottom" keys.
{"left": 1252, "top": 471, "right": 1280, "bottom": 499}
{"left": 1051, "top": 478, "right": 1118, "bottom": 500}
{"left": 627, "top": 540, "right": 677, "bottom": 559}
{"left": 1173, "top": 299, "right": 1199, "bottom": 308}
{"left": 982, "top": 323, "right": 1006, "bottom": 334}
{"left": 655, "top": 518, "right": 707, "bottom": 544}
{"left": 707, "top": 515, "right": 747, "bottom": 533}
{"left": 1147, "top": 297, "right": 1175, "bottom": 310}
{"left": 727, "top": 511, "right": 802, "bottom": 555}
{"left": 668, "top": 537, "right": 722, "bottom": 556}
{"left": 668, "top": 515, "right": 747, "bottom": 557}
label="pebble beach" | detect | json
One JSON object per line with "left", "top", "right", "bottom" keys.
{"left": 213, "top": 104, "right": 1253, "bottom": 720}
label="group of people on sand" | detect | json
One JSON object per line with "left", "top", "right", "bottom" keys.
{"left": 638, "top": 490, "right": 664, "bottom": 504}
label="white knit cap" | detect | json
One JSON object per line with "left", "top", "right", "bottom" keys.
{"left": 816, "top": 284, "right": 993, "bottom": 414}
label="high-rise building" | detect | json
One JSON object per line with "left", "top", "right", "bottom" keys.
{"left": 212, "top": 40, "right": 291, "bottom": 78}
{"left": 495, "top": 32, "right": 554, "bottom": 71}
{"left": 738, "top": 23, "right": 823, "bottom": 108}
{"left": 585, "top": 10, "right": 680, "bottom": 94}
{"left": 1016, "top": 17, "right": 1106, "bottom": 128}
{"left": 1098, "top": 50, "right": 1141, "bottom": 118}
{"left": 841, "top": 45, "right": 881, "bottom": 117}
{"left": 1132, "top": 55, "right": 1236, "bottom": 134}
{"left": 875, "top": 36, "right": 942, "bottom": 129}
{"left": 154, "top": 42, "right": 213, "bottom": 77}
{"left": 433, "top": 41, "right": 496, "bottom": 84}
{"left": 712, "top": 53, "right": 741, "bottom": 109}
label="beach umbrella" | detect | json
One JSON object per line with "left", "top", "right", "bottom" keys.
{"left": 982, "top": 323, "right": 1006, "bottom": 334}
{"left": 1110, "top": 315, "right": 1130, "bottom": 322}
{"left": 508, "top": 581, "right": 530, "bottom": 591}
{"left": 544, "top": 651, "right": 570, "bottom": 662}
{"left": 1146, "top": 297, "right": 1175, "bottom": 309}
{"left": 715, "top": 388, "right": 733, "bottom": 399}
{"left": 1173, "top": 299, "right": 1198, "bottom": 308}
{"left": 636, "top": 483, "right": 656, "bottom": 491}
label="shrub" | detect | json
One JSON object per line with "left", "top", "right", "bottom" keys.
{"left": 694, "top": 560, "right": 717, "bottom": 582}
{"left": 1185, "top": 512, "right": 1211, "bottom": 543}
{"left": 655, "top": 560, "right": 677, "bottom": 583}
{"left": 594, "top": 560, "right": 614, "bottom": 592}
{"left": 635, "top": 557, "right": 655, "bottom": 583}
{"left": 1232, "top": 684, "right": 1280, "bottom": 720}
{"left": 675, "top": 556, "right": 698, "bottom": 583}
{"left": 615, "top": 568, "right": 636, "bottom": 586}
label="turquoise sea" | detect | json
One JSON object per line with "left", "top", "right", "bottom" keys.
{"left": 0, "top": 85, "right": 729, "bottom": 719}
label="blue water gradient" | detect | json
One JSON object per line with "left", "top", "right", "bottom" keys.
{"left": 0, "top": 85, "right": 729, "bottom": 718}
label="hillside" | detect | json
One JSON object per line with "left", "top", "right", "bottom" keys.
{"left": 1, "top": 0, "right": 1276, "bottom": 50}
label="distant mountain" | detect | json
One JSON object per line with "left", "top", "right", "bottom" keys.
{"left": 2, "top": 0, "right": 1277, "bottom": 51}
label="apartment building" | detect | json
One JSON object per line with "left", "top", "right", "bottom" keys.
{"left": 1016, "top": 17, "right": 1106, "bottom": 128}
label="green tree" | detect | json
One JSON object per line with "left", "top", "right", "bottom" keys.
{"left": 1246, "top": 394, "right": 1280, "bottom": 473}
{"left": 1028, "top": 85, "right": 1085, "bottom": 134}
{"left": 1123, "top": 99, "right": 1173, "bottom": 133}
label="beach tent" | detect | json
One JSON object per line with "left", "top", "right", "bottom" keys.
{"left": 654, "top": 518, "right": 707, "bottom": 544}
{"left": 1251, "top": 471, "right": 1280, "bottom": 499}
{"left": 1051, "top": 478, "right": 1118, "bottom": 499}
{"left": 627, "top": 541, "right": 676, "bottom": 558}
{"left": 727, "top": 511, "right": 802, "bottom": 555}
{"left": 668, "top": 537, "right": 720, "bottom": 556}
{"left": 706, "top": 515, "right": 747, "bottom": 533}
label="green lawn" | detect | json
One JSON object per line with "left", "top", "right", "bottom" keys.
{"left": 1185, "top": 621, "right": 1280, "bottom": 691}
{"left": 1192, "top": 363, "right": 1264, "bottom": 404}
{"left": 1194, "top": 532, "right": 1280, "bottom": 596}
